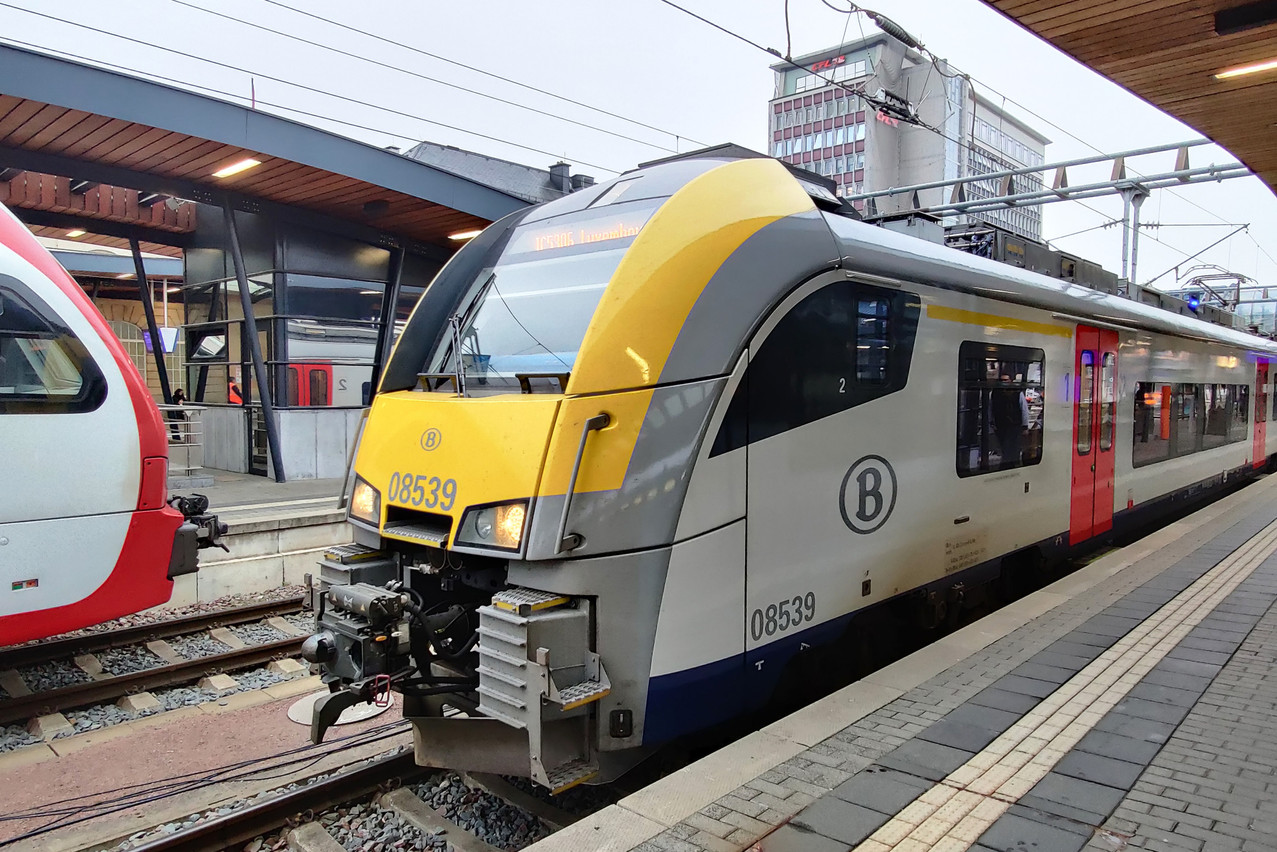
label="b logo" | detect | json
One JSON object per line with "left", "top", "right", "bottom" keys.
{"left": 420, "top": 428, "right": 442, "bottom": 452}
{"left": 839, "top": 455, "right": 897, "bottom": 535}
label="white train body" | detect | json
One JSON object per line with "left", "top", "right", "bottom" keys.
{"left": 304, "top": 154, "right": 1277, "bottom": 790}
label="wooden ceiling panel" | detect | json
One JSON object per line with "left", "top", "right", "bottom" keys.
{"left": 983, "top": 0, "right": 1277, "bottom": 196}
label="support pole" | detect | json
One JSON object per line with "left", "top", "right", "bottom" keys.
{"left": 1129, "top": 191, "right": 1148, "bottom": 293}
{"left": 1119, "top": 189, "right": 1132, "bottom": 283}
{"left": 369, "top": 246, "right": 404, "bottom": 400}
{"left": 130, "top": 238, "right": 172, "bottom": 404}
{"left": 222, "top": 200, "right": 286, "bottom": 482}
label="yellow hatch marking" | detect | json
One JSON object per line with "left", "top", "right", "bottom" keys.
{"left": 492, "top": 596, "right": 571, "bottom": 614}
{"left": 927, "top": 304, "right": 1072, "bottom": 338}
{"left": 561, "top": 688, "right": 611, "bottom": 711}
{"left": 568, "top": 158, "right": 814, "bottom": 396}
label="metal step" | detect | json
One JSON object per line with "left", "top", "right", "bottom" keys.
{"left": 552, "top": 679, "right": 611, "bottom": 711}
{"left": 492, "top": 587, "right": 571, "bottom": 616}
{"left": 323, "top": 542, "right": 382, "bottom": 563}
{"left": 544, "top": 758, "right": 598, "bottom": 794}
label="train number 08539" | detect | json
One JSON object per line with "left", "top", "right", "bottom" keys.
{"left": 750, "top": 592, "right": 816, "bottom": 641}
{"left": 388, "top": 471, "right": 457, "bottom": 511}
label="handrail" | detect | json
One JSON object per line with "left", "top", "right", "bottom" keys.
{"left": 555, "top": 413, "right": 610, "bottom": 554}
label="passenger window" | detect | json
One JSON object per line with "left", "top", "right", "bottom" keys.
{"left": 1133, "top": 382, "right": 1173, "bottom": 467}
{"left": 1099, "top": 352, "right": 1116, "bottom": 451}
{"left": 1077, "top": 351, "right": 1094, "bottom": 455}
{"left": 709, "top": 280, "right": 920, "bottom": 455}
{"left": 309, "top": 368, "right": 330, "bottom": 406}
{"left": 1173, "top": 384, "right": 1201, "bottom": 456}
{"left": 956, "top": 342, "right": 1044, "bottom": 476}
{"left": 0, "top": 276, "right": 106, "bottom": 414}
{"left": 1202, "top": 384, "right": 1231, "bottom": 450}
{"left": 1232, "top": 384, "right": 1249, "bottom": 441}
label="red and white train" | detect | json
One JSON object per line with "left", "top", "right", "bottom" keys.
{"left": 0, "top": 202, "right": 221, "bottom": 646}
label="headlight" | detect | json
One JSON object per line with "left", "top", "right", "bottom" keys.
{"left": 456, "top": 500, "right": 528, "bottom": 550}
{"left": 350, "top": 476, "right": 381, "bottom": 526}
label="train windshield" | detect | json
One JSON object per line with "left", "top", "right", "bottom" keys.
{"left": 431, "top": 199, "right": 658, "bottom": 392}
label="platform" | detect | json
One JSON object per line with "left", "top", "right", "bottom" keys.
{"left": 533, "top": 474, "right": 1277, "bottom": 852}
{"left": 164, "top": 471, "right": 350, "bottom": 607}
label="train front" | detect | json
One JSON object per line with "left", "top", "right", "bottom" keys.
{"left": 303, "top": 156, "right": 826, "bottom": 791}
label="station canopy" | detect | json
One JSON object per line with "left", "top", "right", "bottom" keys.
{"left": 0, "top": 44, "right": 527, "bottom": 259}
{"left": 982, "top": 1, "right": 1277, "bottom": 196}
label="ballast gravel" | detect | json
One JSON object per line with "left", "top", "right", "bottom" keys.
{"left": 17, "top": 660, "right": 91, "bottom": 691}
{"left": 0, "top": 724, "right": 41, "bottom": 753}
{"left": 96, "top": 645, "right": 165, "bottom": 675}
{"left": 413, "top": 773, "right": 549, "bottom": 850}
{"left": 229, "top": 622, "right": 287, "bottom": 645}
{"left": 323, "top": 802, "right": 442, "bottom": 851}
{"left": 168, "top": 632, "right": 231, "bottom": 660}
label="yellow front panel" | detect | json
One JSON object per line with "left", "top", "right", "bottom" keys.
{"left": 567, "top": 158, "right": 814, "bottom": 396}
{"left": 355, "top": 391, "right": 561, "bottom": 534}
{"left": 538, "top": 389, "right": 654, "bottom": 496}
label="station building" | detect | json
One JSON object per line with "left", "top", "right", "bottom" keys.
{"left": 0, "top": 44, "right": 591, "bottom": 481}
{"left": 769, "top": 33, "right": 1050, "bottom": 240}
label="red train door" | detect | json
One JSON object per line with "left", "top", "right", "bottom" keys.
{"left": 1255, "top": 360, "right": 1268, "bottom": 469}
{"left": 1070, "top": 326, "right": 1118, "bottom": 543}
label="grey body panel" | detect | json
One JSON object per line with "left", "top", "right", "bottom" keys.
{"left": 659, "top": 209, "right": 841, "bottom": 385}
{"left": 523, "top": 377, "right": 727, "bottom": 559}
{"left": 518, "top": 158, "right": 730, "bottom": 225}
{"left": 506, "top": 548, "right": 670, "bottom": 750}
{"left": 828, "top": 214, "right": 1277, "bottom": 353}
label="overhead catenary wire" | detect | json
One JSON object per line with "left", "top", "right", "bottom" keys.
{"left": 0, "top": 2, "right": 625, "bottom": 175}
{"left": 654, "top": 0, "right": 1206, "bottom": 265}
{"left": 260, "top": 0, "right": 706, "bottom": 150}
{"left": 168, "top": 0, "right": 681, "bottom": 156}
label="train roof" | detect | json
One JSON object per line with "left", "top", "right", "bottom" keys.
{"left": 824, "top": 211, "right": 1277, "bottom": 357}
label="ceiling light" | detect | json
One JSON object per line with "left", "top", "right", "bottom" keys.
{"left": 65, "top": 229, "right": 86, "bottom": 238}
{"left": 212, "top": 157, "right": 262, "bottom": 178}
{"left": 116, "top": 273, "right": 134, "bottom": 280}
{"left": 448, "top": 229, "right": 483, "bottom": 241}
{"left": 1215, "top": 58, "right": 1277, "bottom": 79}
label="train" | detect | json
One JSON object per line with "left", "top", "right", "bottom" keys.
{"left": 301, "top": 151, "right": 1277, "bottom": 793}
{"left": 0, "top": 201, "right": 224, "bottom": 646}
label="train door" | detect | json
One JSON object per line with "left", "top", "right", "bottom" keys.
{"left": 1254, "top": 360, "right": 1268, "bottom": 469}
{"left": 1070, "top": 326, "right": 1118, "bottom": 543}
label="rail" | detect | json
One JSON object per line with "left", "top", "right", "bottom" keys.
{"left": 0, "top": 635, "right": 304, "bottom": 726}
{"left": 127, "top": 752, "right": 422, "bottom": 852}
{"left": 0, "top": 595, "right": 306, "bottom": 671}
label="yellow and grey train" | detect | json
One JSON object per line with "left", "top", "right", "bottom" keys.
{"left": 302, "top": 152, "right": 1277, "bottom": 792}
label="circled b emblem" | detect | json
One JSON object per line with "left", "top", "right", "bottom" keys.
{"left": 839, "top": 454, "right": 897, "bottom": 535}
{"left": 420, "top": 428, "right": 442, "bottom": 452}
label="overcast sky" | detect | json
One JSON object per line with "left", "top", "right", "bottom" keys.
{"left": 2, "top": 0, "right": 1274, "bottom": 292}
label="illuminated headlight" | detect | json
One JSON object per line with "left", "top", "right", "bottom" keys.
{"left": 456, "top": 501, "right": 528, "bottom": 551}
{"left": 349, "top": 476, "right": 381, "bottom": 526}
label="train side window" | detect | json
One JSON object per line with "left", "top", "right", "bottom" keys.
{"left": 956, "top": 341, "right": 1044, "bottom": 477}
{"left": 1202, "top": 384, "right": 1231, "bottom": 450}
{"left": 1231, "top": 384, "right": 1249, "bottom": 442}
{"left": 1099, "top": 352, "right": 1116, "bottom": 451}
{"left": 1173, "top": 384, "right": 1201, "bottom": 456}
{"left": 0, "top": 276, "right": 106, "bottom": 414}
{"left": 709, "top": 280, "right": 920, "bottom": 455}
{"left": 310, "top": 368, "right": 330, "bottom": 406}
{"left": 1133, "top": 382, "right": 1173, "bottom": 467}
{"left": 287, "top": 367, "right": 300, "bottom": 406}
{"left": 1077, "top": 351, "right": 1094, "bottom": 455}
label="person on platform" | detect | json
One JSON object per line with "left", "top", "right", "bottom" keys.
{"left": 228, "top": 379, "right": 243, "bottom": 405}
{"left": 168, "top": 388, "right": 187, "bottom": 442}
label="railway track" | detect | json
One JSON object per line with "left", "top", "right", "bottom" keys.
{"left": 0, "top": 636, "right": 305, "bottom": 726}
{"left": 0, "top": 596, "right": 311, "bottom": 727}
{"left": 128, "top": 751, "right": 425, "bottom": 852}
{"left": 0, "top": 594, "right": 306, "bottom": 671}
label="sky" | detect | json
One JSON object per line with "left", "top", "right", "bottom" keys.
{"left": 1, "top": 0, "right": 1274, "bottom": 294}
